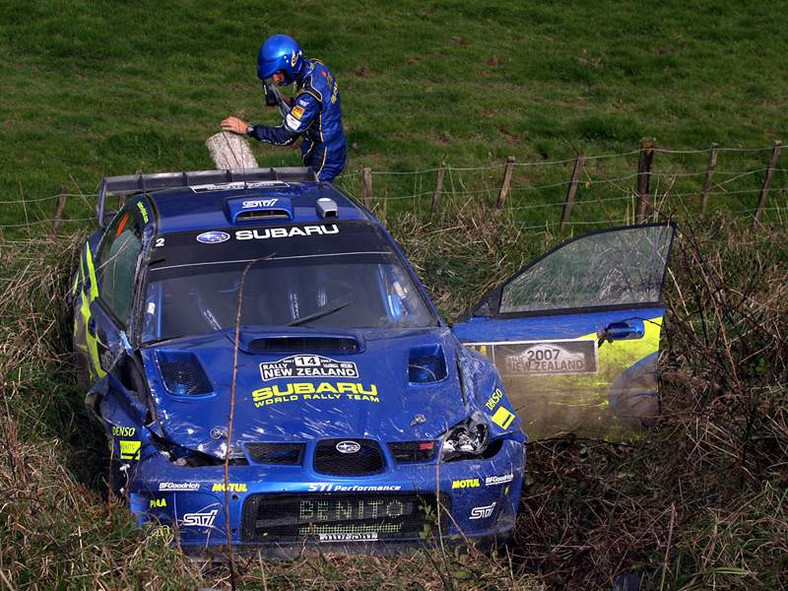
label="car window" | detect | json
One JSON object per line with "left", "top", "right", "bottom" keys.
{"left": 97, "top": 211, "right": 143, "bottom": 324}
{"left": 140, "top": 222, "right": 438, "bottom": 342}
{"left": 500, "top": 225, "right": 673, "bottom": 314}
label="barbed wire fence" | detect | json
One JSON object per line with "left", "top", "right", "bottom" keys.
{"left": 0, "top": 139, "right": 784, "bottom": 238}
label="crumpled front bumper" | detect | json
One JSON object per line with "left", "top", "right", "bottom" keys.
{"left": 127, "top": 438, "right": 525, "bottom": 555}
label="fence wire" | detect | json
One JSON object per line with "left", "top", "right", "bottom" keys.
{"left": 2, "top": 143, "right": 785, "bottom": 232}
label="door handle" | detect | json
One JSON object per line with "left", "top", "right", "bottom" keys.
{"left": 599, "top": 319, "right": 645, "bottom": 344}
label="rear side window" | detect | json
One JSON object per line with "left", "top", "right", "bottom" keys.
{"left": 97, "top": 210, "right": 143, "bottom": 324}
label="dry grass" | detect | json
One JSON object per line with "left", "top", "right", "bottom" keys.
{"left": 1, "top": 206, "right": 786, "bottom": 590}
{"left": 391, "top": 206, "right": 787, "bottom": 590}
{"left": 0, "top": 236, "right": 542, "bottom": 591}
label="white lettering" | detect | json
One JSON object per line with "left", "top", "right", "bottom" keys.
{"left": 242, "top": 199, "right": 278, "bottom": 208}
{"left": 235, "top": 225, "right": 340, "bottom": 241}
{"left": 182, "top": 509, "right": 218, "bottom": 527}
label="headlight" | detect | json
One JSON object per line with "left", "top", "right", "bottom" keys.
{"left": 440, "top": 412, "right": 489, "bottom": 462}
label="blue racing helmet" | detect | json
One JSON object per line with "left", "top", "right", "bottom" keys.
{"left": 257, "top": 34, "right": 304, "bottom": 83}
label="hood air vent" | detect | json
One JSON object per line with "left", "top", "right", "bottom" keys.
{"left": 408, "top": 344, "right": 447, "bottom": 383}
{"left": 248, "top": 336, "right": 360, "bottom": 354}
{"left": 156, "top": 350, "right": 213, "bottom": 395}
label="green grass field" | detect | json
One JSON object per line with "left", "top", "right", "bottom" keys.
{"left": 1, "top": 0, "right": 787, "bottom": 233}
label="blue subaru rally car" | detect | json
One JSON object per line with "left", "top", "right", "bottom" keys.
{"left": 71, "top": 168, "right": 527, "bottom": 555}
{"left": 72, "top": 167, "right": 675, "bottom": 554}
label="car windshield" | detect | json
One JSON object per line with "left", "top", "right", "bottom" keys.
{"left": 141, "top": 221, "right": 437, "bottom": 343}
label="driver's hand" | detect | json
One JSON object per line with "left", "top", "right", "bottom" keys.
{"left": 221, "top": 116, "right": 249, "bottom": 135}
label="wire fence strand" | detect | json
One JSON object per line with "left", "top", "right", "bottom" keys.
{"left": 3, "top": 143, "right": 785, "bottom": 231}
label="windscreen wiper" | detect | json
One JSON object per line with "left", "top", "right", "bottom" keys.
{"left": 286, "top": 300, "right": 352, "bottom": 327}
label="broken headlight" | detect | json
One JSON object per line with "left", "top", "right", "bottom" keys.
{"left": 440, "top": 413, "right": 490, "bottom": 462}
{"left": 151, "top": 435, "right": 248, "bottom": 467}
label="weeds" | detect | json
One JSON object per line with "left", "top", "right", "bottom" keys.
{"left": 1, "top": 205, "right": 786, "bottom": 589}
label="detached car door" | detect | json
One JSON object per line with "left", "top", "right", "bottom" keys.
{"left": 452, "top": 224, "right": 675, "bottom": 440}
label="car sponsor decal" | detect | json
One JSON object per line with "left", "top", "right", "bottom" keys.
{"left": 190, "top": 180, "right": 290, "bottom": 192}
{"left": 241, "top": 198, "right": 278, "bottom": 208}
{"left": 159, "top": 482, "right": 200, "bottom": 492}
{"left": 467, "top": 339, "right": 598, "bottom": 376}
{"left": 149, "top": 498, "right": 167, "bottom": 508}
{"left": 491, "top": 406, "right": 515, "bottom": 430}
{"left": 285, "top": 113, "right": 302, "bottom": 132}
{"left": 485, "top": 388, "right": 503, "bottom": 411}
{"left": 307, "top": 483, "right": 402, "bottom": 492}
{"left": 252, "top": 382, "right": 379, "bottom": 408}
{"left": 211, "top": 482, "right": 248, "bottom": 493}
{"left": 300, "top": 498, "right": 408, "bottom": 523}
{"left": 235, "top": 224, "right": 339, "bottom": 240}
{"left": 485, "top": 473, "right": 514, "bottom": 487}
{"left": 469, "top": 502, "right": 496, "bottom": 520}
{"left": 259, "top": 354, "right": 359, "bottom": 381}
{"left": 318, "top": 532, "right": 377, "bottom": 542}
{"left": 196, "top": 231, "right": 230, "bottom": 244}
{"left": 181, "top": 509, "right": 218, "bottom": 528}
{"left": 451, "top": 478, "right": 480, "bottom": 489}
{"left": 112, "top": 425, "right": 136, "bottom": 437}
{"left": 119, "top": 440, "right": 141, "bottom": 461}
{"left": 136, "top": 201, "right": 149, "bottom": 224}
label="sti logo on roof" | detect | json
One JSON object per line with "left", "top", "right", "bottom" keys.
{"left": 242, "top": 198, "right": 278, "bottom": 208}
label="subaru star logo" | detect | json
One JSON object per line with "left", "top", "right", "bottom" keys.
{"left": 196, "top": 231, "right": 230, "bottom": 244}
{"left": 336, "top": 440, "right": 361, "bottom": 454}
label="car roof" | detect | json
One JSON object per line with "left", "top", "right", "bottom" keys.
{"left": 146, "top": 181, "right": 371, "bottom": 235}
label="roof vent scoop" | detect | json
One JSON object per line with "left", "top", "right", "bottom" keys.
{"left": 316, "top": 198, "right": 338, "bottom": 219}
{"left": 226, "top": 196, "right": 293, "bottom": 223}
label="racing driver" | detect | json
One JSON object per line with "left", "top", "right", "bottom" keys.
{"left": 222, "top": 34, "right": 347, "bottom": 182}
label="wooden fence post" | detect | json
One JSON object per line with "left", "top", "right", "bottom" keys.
{"left": 635, "top": 138, "right": 656, "bottom": 223}
{"left": 50, "top": 185, "right": 69, "bottom": 237}
{"left": 561, "top": 153, "right": 585, "bottom": 228}
{"left": 754, "top": 140, "right": 782, "bottom": 226}
{"left": 431, "top": 162, "right": 446, "bottom": 215}
{"left": 496, "top": 156, "right": 516, "bottom": 209}
{"left": 700, "top": 142, "right": 720, "bottom": 215}
{"left": 362, "top": 167, "right": 373, "bottom": 209}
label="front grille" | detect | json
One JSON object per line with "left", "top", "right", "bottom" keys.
{"left": 389, "top": 441, "right": 437, "bottom": 463}
{"left": 246, "top": 443, "right": 304, "bottom": 465}
{"left": 314, "top": 439, "right": 384, "bottom": 475}
{"left": 241, "top": 493, "right": 448, "bottom": 542}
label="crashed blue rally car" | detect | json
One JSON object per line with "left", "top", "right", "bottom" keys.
{"left": 71, "top": 167, "right": 527, "bottom": 554}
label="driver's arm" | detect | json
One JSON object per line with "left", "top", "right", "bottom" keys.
{"left": 222, "top": 92, "right": 320, "bottom": 147}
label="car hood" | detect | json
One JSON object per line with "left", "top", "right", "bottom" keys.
{"left": 141, "top": 327, "right": 467, "bottom": 459}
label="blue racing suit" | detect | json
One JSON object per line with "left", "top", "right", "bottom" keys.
{"left": 248, "top": 59, "right": 347, "bottom": 182}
